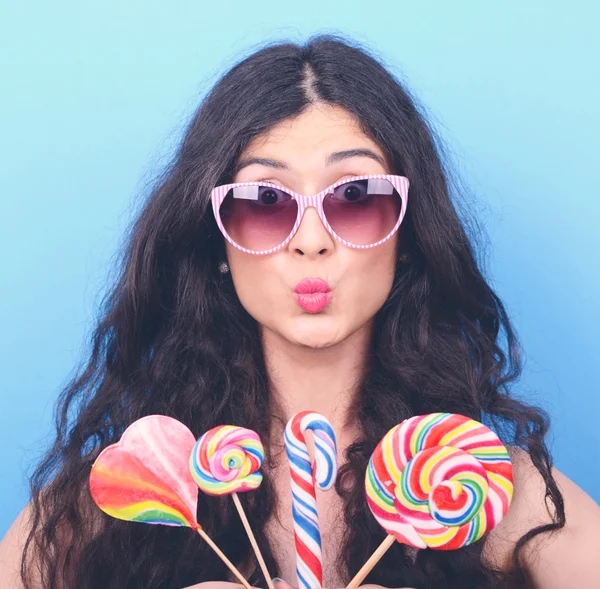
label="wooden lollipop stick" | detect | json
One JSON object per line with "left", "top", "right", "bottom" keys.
{"left": 232, "top": 492, "right": 275, "bottom": 589}
{"left": 196, "top": 527, "right": 253, "bottom": 589}
{"left": 347, "top": 534, "right": 396, "bottom": 589}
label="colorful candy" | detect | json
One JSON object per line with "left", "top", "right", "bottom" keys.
{"left": 365, "top": 412, "right": 514, "bottom": 550}
{"left": 189, "top": 425, "right": 264, "bottom": 495}
{"left": 89, "top": 415, "right": 254, "bottom": 589}
{"left": 89, "top": 415, "right": 199, "bottom": 528}
{"left": 189, "top": 425, "right": 274, "bottom": 589}
{"left": 284, "top": 411, "right": 338, "bottom": 589}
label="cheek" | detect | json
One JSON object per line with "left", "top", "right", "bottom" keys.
{"left": 226, "top": 248, "right": 285, "bottom": 321}
{"left": 346, "top": 245, "right": 397, "bottom": 311}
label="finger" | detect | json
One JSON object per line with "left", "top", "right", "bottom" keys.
{"left": 181, "top": 583, "right": 262, "bottom": 589}
{"left": 353, "top": 586, "right": 417, "bottom": 589}
{"left": 272, "top": 579, "right": 298, "bottom": 589}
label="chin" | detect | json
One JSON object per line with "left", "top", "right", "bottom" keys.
{"left": 285, "top": 316, "right": 348, "bottom": 349}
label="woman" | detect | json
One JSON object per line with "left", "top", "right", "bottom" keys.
{"left": 1, "top": 35, "right": 599, "bottom": 589}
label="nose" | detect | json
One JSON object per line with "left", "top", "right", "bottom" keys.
{"left": 287, "top": 207, "right": 335, "bottom": 259}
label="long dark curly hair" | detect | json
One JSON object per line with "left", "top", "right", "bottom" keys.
{"left": 21, "top": 34, "right": 565, "bottom": 589}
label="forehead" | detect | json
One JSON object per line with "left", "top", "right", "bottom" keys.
{"left": 239, "top": 104, "right": 386, "bottom": 161}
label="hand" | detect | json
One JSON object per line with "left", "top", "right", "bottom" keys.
{"left": 183, "top": 581, "right": 258, "bottom": 589}
{"left": 181, "top": 581, "right": 417, "bottom": 589}
{"left": 272, "top": 580, "right": 416, "bottom": 589}
{"left": 346, "top": 586, "right": 417, "bottom": 589}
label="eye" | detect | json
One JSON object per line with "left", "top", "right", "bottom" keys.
{"left": 256, "top": 186, "right": 291, "bottom": 206}
{"left": 331, "top": 180, "right": 369, "bottom": 202}
{"left": 231, "top": 184, "right": 292, "bottom": 206}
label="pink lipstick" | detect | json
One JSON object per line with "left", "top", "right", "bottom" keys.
{"left": 294, "top": 278, "right": 331, "bottom": 313}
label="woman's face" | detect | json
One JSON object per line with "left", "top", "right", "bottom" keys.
{"left": 225, "top": 104, "right": 399, "bottom": 349}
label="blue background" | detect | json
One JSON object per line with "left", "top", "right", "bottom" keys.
{"left": 1, "top": 1, "right": 598, "bottom": 537}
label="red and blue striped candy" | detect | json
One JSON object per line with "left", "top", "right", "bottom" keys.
{"left": 284, "top": 411, "right": 338, "bottom": 589}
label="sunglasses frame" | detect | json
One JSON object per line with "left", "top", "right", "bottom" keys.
{"left": 211, "top": 173, "right": 410, "bottom": 255}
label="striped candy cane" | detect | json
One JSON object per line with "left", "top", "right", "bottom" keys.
{"left": 284, "top": 411, "right": 338, "bottom": 589}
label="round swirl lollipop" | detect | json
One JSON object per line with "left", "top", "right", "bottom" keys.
{"left": 189, "top": 425, "right": 264, "bottom": 495}
{"left": 190, "top": 425, "right": 274, "bottom": 589}
{"left": 348, "top": 413, "right": 514, "bottom": 588}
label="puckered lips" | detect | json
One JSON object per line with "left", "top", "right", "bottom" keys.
{"left": 294, "top": 277, "right": 331, "bottom": 313}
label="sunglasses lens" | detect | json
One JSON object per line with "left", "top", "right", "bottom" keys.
{"left": 322, "top": 178, "right": 403, "bottom": 245}
{"left": 219, "top": 184, "right": 298, "bottom": 251}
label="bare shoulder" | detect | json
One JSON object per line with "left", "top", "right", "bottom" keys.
{"left": 0, "top": 502, "right": 37, "bottom": 589}
{"left": 483, "top": 446, "right": 600, "bottom": 587}
{"left": 0, "top": 488, "right": 100, "bottom": 589}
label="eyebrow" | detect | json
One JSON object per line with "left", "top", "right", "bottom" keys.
{"left": 326, "top": 149, "right": 386, "bottom": 166}
{"left": 232, "top": 148, "right": 386, "bottom": 174}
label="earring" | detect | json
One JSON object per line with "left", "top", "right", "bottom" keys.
{"left": 218, "top": 261, "right": 230, "bottom": 274}
{"left": 399, "top": 253, "right": 410, "bottom": 264}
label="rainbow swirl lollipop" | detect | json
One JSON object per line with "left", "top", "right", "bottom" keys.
{"left": 189, "top": 425, "right": 264, "bottom": 495}
{"left": 366, "top": 413, "right": 514, "bottom": 550}
{"left": 189, "top": 425, "right": 273, "bottom": 589}
{"left": 348, "top": 413, "right": 513, "bottom": 588}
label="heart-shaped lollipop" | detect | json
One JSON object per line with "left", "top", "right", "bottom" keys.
{"left": 90, "top": 415, "right": 198, "bottom": 527}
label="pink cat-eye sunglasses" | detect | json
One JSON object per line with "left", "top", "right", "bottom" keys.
{"left": 211, "top": 174, "right": 409, "bottom": 255}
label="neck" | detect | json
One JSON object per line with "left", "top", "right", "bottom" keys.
{"left": 261, "top": 322, "right": 372, "bottom": 443}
